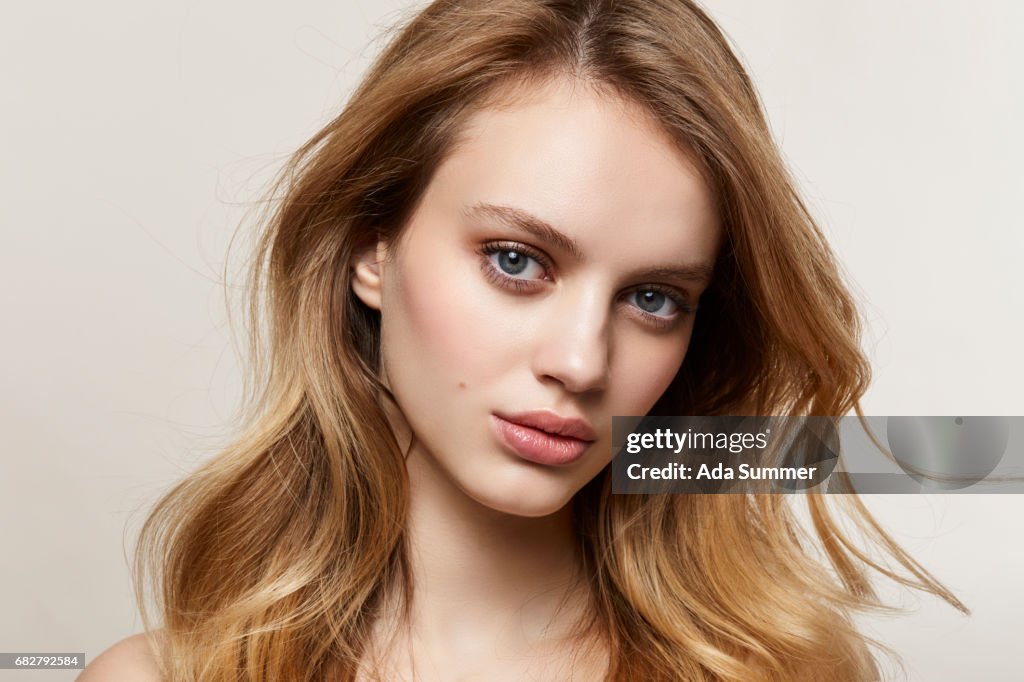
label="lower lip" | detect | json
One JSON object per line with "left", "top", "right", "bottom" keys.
{"left": 491, "top": 415, "right": 592, "bottom": 466}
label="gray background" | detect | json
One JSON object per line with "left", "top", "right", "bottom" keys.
{"left": 2, "top": 1, "right": 1022, "bottom": 679}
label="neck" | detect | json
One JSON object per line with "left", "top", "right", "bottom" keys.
{"left": 400, "top": 445, "right": 588, "bottom": 643}
{"left": 360, "top": 398, "right": 604, "bottom": 679}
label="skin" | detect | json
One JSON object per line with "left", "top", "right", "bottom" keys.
{"left": 351, "top": 76, "right": 721, "bottom": 680}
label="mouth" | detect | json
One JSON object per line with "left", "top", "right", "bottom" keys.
{"left": 492, "top": 409, "right": 597, "bottom": 441}
{"left": 491, "top": 413, "right": 595, "bottom": 466}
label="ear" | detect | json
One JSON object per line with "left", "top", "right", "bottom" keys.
{"left": 350, "top": 239, "right": 389, "bottom": 311}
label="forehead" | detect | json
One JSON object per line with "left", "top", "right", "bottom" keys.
{"left": 412, "top": 77, "right": 721, "bottom": 264}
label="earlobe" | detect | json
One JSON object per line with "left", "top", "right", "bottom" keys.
{"left": 351, "top": 240, "right": 389, "bottom": 311}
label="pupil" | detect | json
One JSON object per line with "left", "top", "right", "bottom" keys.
{"left": 638, "top": 290, "right": 665, "bottom": 312}
{"left": 499, "top": 251, "right": 527, "bottom": 275}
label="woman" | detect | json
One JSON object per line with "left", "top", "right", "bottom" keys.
{"left": 82, "top": 0, "right": 964, "bottom": 679}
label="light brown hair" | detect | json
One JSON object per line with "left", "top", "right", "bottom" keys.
{"left": 135, "top": 1, "right": 965, "bottom": 679}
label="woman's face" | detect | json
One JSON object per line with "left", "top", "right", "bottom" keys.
{"left": 352, "top": 78, "right": 721, "bottom": 517}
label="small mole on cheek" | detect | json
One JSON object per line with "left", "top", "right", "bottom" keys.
{"left": 458, "top": 382, "right": 466, "bottom": 389}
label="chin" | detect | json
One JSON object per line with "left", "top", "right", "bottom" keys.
{"left": 464, "top": 477, "right": 577, "bottom": 518}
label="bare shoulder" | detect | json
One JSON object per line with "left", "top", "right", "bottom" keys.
{"left": 78, "top": 631, "right": 163, "bottom": 682}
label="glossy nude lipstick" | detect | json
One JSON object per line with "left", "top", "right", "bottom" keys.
{"left": 491, "top": 410, "right": 596, "bottom": 466}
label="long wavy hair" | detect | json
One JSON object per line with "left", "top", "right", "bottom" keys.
{"left": 134, "top": 0, "right": 966, "bottom": 679}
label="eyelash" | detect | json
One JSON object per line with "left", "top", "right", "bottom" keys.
{"left": 477, "top": 240, "right": 696, "bottom": 330}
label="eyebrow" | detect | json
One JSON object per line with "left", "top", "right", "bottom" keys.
{"left": 464, "top": 202, "right": 716, "bottom": 283}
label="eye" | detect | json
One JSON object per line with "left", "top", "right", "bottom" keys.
{"left": 477, "top": 240, "right": 697, "bottom": 330}
{"left": 478, "top": 241, "right": 552, "bottom": 291}
{"left": 624, "top": 285, "right": 697, "bottom": 330}
{"left": 490, "top": 249, "right": 545, "bottom": 279}
{"left": 632, "top": 289, "right": 677, "bottom": 316}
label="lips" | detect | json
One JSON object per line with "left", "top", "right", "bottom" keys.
{"left": 493, "top": 409, "right": 597, "bottom": 441}
{"left": 491, "top": 410, "right": 596, "bottom": 466}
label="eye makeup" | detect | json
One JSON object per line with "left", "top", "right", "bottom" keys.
{"left": 475, "top": 240, "right": 696, "bottom": 331}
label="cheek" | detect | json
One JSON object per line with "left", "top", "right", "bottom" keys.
{"left": 385, "top": 243, "right": 507, "bottom": 387}
{"left": 612, "top": 331, "right": 691, "bottom": 415}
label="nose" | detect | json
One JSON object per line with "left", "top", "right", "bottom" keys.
{"left": 532, "top": 284, "right": 611, "bottom": 394}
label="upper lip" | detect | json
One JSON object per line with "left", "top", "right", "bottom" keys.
{"left": 495, "top": 409, "right": 597, "bottom": 442}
